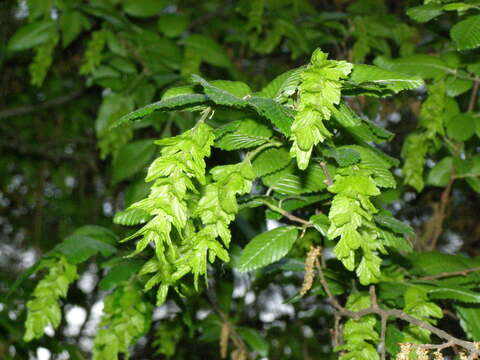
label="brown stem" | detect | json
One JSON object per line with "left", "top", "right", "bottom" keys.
{"left": 418, "top": 266, "right": 480, "bottom": 281}
{"left": 261, "top": 200, "right": 311, "bottom": 226}
{"left": 0, "top": 89, "right": 83, "bottom": 119}
{"left": 429, "top": 174, "right": 455, "bottom": 250}
{"left": 314, "top": 255, "right": 480, "bottom": 357}
{"left": 206, "top": 292, "right": 249, "bottom": 359}
{"left": 320, "top": 161, "right": 333, "bottom": 186}
{"left": 468, "top": 77, "right": 480, "bottom": 112}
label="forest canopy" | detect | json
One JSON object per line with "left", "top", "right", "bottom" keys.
{"left": 1, "top": 0, "right": 480, "bottom": 359}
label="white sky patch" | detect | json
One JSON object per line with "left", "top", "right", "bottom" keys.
{"left": 266, "top": 219, "right": 282, "bottom": 231}
{"left": 36, "top": 347, "right": 51, "bottom": 360}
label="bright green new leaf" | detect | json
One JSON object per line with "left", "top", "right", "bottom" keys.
{"left": 252, "top": 147, "right": 291, "bottom": 177}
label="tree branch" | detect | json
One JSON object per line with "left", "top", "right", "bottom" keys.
{"left": 0, "top": 89, "right": 83, "bottom": 120}
{"left": 319, "top": 161, "right": 333, "bottom": 186}
{"left": 261, "top": 200, "right": 311, "bottom": 226}
{"left": 468, "top": 77, "right": 480, "bottom": 112}
{"left": 314, "top": 252, "right": 480, "bottom": 358}
{"left": 418, "top": 266, "right": 480, "bottom": 281}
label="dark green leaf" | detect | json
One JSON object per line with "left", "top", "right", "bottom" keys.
{"left": 8, "top": 21, "right": 57, "bottom": 51}
{"left": 374, "top": 214, "right": 415, "bottom": 237}
{"left": 112, "top": 140, "right": 156, "bottom": 184}
{"left": 407, "top": 4, "right": 443, "bottom": 23}
{"left": 99, "top": 260, "right": 143, "bottom": 291}
{"left": 237, "top": 328, "right": 269, "bottom": 356}
{"left": 238, "top": 226, "right": 298, "bottom": 272}
{"left": 122, "top": 0, "right": 168, "bottom": 17}
{"left": 111, "top": 94, "right": 209, "bottom": 128}
{"left": 446, "top": 113, "right": 476, "bottom": 141}
{"left": 455, "top": 304, "right": 480, "bottom": 340}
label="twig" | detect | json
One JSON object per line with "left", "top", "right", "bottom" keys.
{"left": 206, "top": 292, "right": 249, "bottom": 359}
{"left": 319, "top": 161, "right": 333, "bottom": 186}
{"left": 314, "top": 254, "right": 480, "bottom": 357}
{"left": 418, "top": 266, "right": 480, "bottom": 281}
{"left": 0, "top": 89, "right": 83, "bottom": 119}
{"left": 468, "top": 77, "right": 480, "bottom": 112}
{"left": 261, "top": 200, "right": 311, "bottom": 226}
{"left": 429, "top": 174, "right": 455, "bottom": 250}
{"left": 380, "top": 314, "right": 387, "bottom": 360}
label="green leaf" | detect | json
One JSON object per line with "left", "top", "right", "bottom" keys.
{"left": 451, "top": 15, "right": 480, "bottom": 50}
{"left": 407, "top": 4, "right": 443, "bottom": 23}
{"left": 114, "top": 208, "right": 152, "bottom": 226}
{"left": 428, "top": 286, "right": 480, "bottom": 303}
{"left": 445, "top": 76, "right": 473, "bottom": 97}
{"left": 112, "top": 94, "right": 209, "bottom": 128}
{"left": 455, "top": 304, "right": 480, "bottom": 340}
{"left": 192, "top": 75, "right": 293, "bottom": 135}
{"left": 112, "top": 140, "right": 156, "bottom": 184}
{"left": 8, "top": 20, "right": 57, "bottom": 51}
{"left": 374, "top": 55, "right": 449, "bottom": 79}
{"left": 157, "top": 14, "right": 188, "bottom": 38}
{"left": 409, "top": 252, "right": 480, "bottom": 280}
{"left": 446, "top": 113, "right": 476, "bottom": 141}
{"left": 99, "top": 260, "right": 143, "bottom": 291}
{"left": 237, "top": 328, "right": 269, "bottom": 357}
{"left": 323, "top": 148, "right": 361, "bottom": 167}
{"left": 332, "top": 105, "right": 394, "bottom": 144}
{"left": 122, "top": 0, "right": 168, "bottom": 17}
{"left": 182, "top": 34, "right": 233, "bottom": 68}
{"left": 252, "top": 147, "right": 291, "bottom": 177}
{"left": 262, "top": 163, "right": 332, "bottom": 195}
{"left": 247, "top": 96, "right": 294, "bottom": 136}
{"left": 215, "top": 118, "right": 273, "bottom": 150}
{"left": 426, "top": 157, "right": 453, "bottom": 187}
{"left": 210, "top": 80, "right": 252, "bottom": 98}
{"left": 61, "top": 11, "right": 90, "bottom": 47}
{"left": 310, "top": 214, "right": 330, "bottom": 237}
{"left": 350, "top": 64, "right": 424, "bottom": 93}
{"left": 55, "top": 233, "right": 117, "bottom": 264}
{"left": 238, "top": 226, "right": 298, "bottom": 272}
{"left": 257, "top": 68, "right": 302, "bottom": 99}
{"left": 374, "top": 214, "right": 415, "bottom": 237}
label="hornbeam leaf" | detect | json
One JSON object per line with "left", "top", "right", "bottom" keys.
{"left": 192, "top": 74, "right": 249, "bottom": 107}
{"left": 252, "top": 147, "right": 291, "bottom": 177}
{"left": 407, "top": 4, "right": 443, "bottom": 23}
{"left": 374, "top": 55, "right": 450, "bottom": 79}
{"left": 248, "top": 96, "right": 294, "bottom": 136}
{"left": 238, "top": 226, "right": 298, "bottom": 272}
{"left": 451, "top": 15, "right": 480, "bottom": 50}
{"left": 350, "top": 64, "right": 424, "bottom": 93}
{"left": 428, "top": 286, "right": 480, "bottom": 303}
{"left": 111, "top": 94, "right": 209, "bottom": 128}
{"left": 374, "top": 214, "right": 415, "bottom": 237}
{"left": 455, "top": 304, "right": 480, "bottom": 340}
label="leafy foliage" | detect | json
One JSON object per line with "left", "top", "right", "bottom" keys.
{"left": 24, "top": 256, "right": 77, "bottom": 342}
{"left": 3, "top": 1, "right": 480, "bottom": 359}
